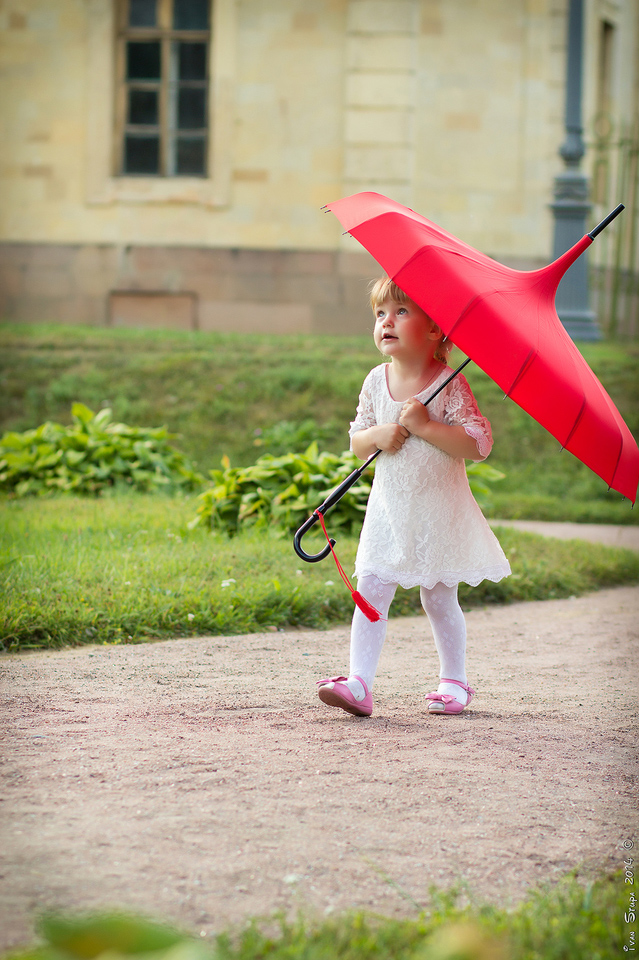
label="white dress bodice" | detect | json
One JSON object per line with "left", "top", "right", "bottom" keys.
{"left": 349, "top": 363, "right": 511, "bottom": 590}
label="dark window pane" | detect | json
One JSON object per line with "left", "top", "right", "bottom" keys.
{"left": 128, "top": 89, "right": 159, "bottom": 125}
{"left": 173, "top": 0, "right": 209, "bottom": 30}
{"left": 129, "top": 0, "right": 156, "bottom": 27}
{"left": 177, "top": 88, "right": 206, "bottom": 129}
{"left": 125, "top": 135, "right": 160, "bottom": 173}
{"left": 178, "top": 42, "right": 206, "bottom": 80}
{"left": 176, "top": 137, "right": 206, "bottom": 175}
{"left": 127, "top": 41, "right": 161, "bottom": 80}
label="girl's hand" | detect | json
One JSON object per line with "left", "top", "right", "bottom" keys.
{"left": 351, "top": 422, "right": 409, "bottom": 459}
{"left": 399, "top": 399, "right": 482, "bottom": 459}
{"left": 373, "top": 422, "right": 410, "bottom": 453}
{"left": 399, "top": 397, "right": 430, "bottom": 436}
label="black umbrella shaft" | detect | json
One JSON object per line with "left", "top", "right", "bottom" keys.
{"left": 588, "top": 203, "right": 624, "bottom": 239}
{"left": 293, "top": 356, "right": 472, "bottom": 562}
{"left": 315, "top": 354, "right": 472, "bottom": 512}
{"left": 424, "top": 355, "right": 472, "bottom": 403}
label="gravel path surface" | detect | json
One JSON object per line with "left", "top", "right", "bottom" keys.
{"left": 1, "top": 576, "right": 637, "bottom": 950}
{"left": 489, "top": 519, "right": 639, "bottom": 550}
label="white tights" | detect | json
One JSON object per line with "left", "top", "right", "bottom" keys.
{"left": 347, "top": 573, "right": 468, "bottom": 703}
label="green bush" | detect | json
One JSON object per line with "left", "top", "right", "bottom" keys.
{"left": 251, "top": 417, "right": 339, "bottom": 455}
{"left": 189, "top": 443, "right": 505, "bottom": 537}
{"left": 1, "top": 325, "right": 637, "bottom": 523}
{"left": 0, "top": 403, "right": 202, "bottom": 497}
{"left": 189, "top": 444, "right": 368, "bottom": 537}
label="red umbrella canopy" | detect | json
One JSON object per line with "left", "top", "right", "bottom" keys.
{"left": 326, "top": 191, "right": 639, "bottom": 504}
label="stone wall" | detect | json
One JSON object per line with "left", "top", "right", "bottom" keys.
{"left": 0, "top": 243, "right": 386, "bottom": 334}
{"left": 1, "top": 0, "right": 572, "bottom": 257}
{"left": 1, "top": 0, "right": 637, "bottom": 331}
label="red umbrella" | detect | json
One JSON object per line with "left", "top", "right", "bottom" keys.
{"left": 325, "top": 192, "right": 638, "bottom": 504}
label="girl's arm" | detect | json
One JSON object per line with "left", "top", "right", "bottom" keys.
{"left": 351, "top": 422, "right": 410, "bottom": 460}
{"left": 399, "top": 398, "right": 483, "bottom": 460}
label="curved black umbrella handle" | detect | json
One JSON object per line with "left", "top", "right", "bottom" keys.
{"left": 293, "top": 453, "right": 379, "bottom": 562}
{"left": 293, "top": 510, "right": 335, "bottom": 563}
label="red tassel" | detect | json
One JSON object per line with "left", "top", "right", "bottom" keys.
{"left": 314, "top": 510, "right": 385, "bottom": 623}
{"left": 352, "top": 590, "right": 383, "bottom": 622}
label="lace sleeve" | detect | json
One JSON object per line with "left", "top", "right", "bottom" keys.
{"left": 442, "top": 376, "right": 493, "bottom": 461}
{"left": 348, "top": 380, "right": 377, "bottom": 449}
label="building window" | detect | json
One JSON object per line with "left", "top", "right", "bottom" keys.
{"left": 116, "top": 0, "right": 210, "bottom": 177}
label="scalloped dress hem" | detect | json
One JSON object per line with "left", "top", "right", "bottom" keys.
{"left": 354, "top": 563, "right": 512, "bottom": 592}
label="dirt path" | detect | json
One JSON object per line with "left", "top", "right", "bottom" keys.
{"left": 1, "top": 583, "right": 638, "bottom": 951}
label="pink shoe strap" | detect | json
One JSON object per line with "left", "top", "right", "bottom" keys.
{"left": 316, "top": 675, "right": 370, "bottom": 694}
{"left": 439, "top": 678, "right": 475, "bottom": 695}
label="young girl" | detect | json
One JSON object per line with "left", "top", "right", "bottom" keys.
{"left": 317, "top": 279, "right": 510, "bottom": 717}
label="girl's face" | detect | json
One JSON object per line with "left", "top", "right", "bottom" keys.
{"left": 373, "top": 298, "right": 440, "bottom": 359}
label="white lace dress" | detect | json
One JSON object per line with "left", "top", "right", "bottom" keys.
{"left": 349, "top": 363, "right": 511, "bottom": 590}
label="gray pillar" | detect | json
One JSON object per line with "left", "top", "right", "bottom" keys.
{"left": 550, "top": 0, "right": 601, "bottom": 340}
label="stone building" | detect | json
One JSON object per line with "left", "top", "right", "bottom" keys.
{"left": 1, "top": 0, "right": 637, "bottom": 334}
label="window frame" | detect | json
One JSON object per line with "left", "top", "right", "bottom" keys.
{"left": 115, "top": 0, "right": 210, "bottom": 178}
{"left": 86, "top": 0, "right": 235, "bottom": 207}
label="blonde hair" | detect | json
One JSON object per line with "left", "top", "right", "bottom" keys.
{"left": 369, "top": 278, "right": 452, "bottom": 363}
{"left": 369, "top": 278, "right": 410, "bottom": 311}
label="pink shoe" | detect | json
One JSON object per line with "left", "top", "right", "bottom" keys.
{"left": 425, "top": 678, "right": 475, "bottom": 715}
{"left": 317, "top": 675, "right": 373, "bottom": 717}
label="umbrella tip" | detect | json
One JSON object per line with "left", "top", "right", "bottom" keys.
{"left": 588, "top": 203, "right": 625, "bottom": 240}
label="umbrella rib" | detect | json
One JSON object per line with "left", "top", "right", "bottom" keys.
{"left": 503, "top": 349, "right": 537, "bottom": 399}
{"left": 559, "top": 395, "right": 624, "bottom": 494}
{"left": 447, "top": 294, "right": 483, "bottom": 340}
{"left": 608, "top": 433, "right": 625, "bottom": 495}
{"left": 559, "top": 395, "right": 587, "bottom": 450}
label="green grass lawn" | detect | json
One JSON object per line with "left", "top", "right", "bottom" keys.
{"left": 2, "top": 492, "right": 638, "bottom": 652}
{"left": 1, "top": 325, "right": 638, "bottom": 651}
{"left": 4, "top": 868, "right": 634, "bottom": 960}
{"left": 1, "top": 323, "right": 638, "bottom": 523}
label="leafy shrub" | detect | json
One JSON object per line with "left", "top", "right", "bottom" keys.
{"left": 190, "top": 443, "right": 504, "bottom": 537}
{"left": 189, "top": 443, "right": 368, "bottom": 537}
{"left": 0, "top": 403, "right": 202, "bottom": 497}
{"left": 251, "top": 418, "right": 338, "bottom": 455}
